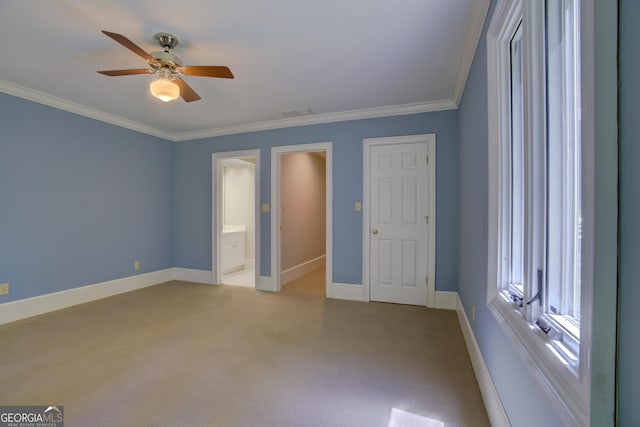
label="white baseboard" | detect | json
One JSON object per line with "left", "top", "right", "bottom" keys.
{"left": 434, "top": 291, "right": 458, "bottom": 310}
{"left": 456, "top": 295, "right": 510, "bottom": 427}
{"left": 0, "top": 269, "right": 174, "bottom": 326}
{"left": 331, "top": 283, "right": 365, "bottom": 301}
{"left": 326, "top": 287, "right": 460, "bottom": 307}
{"left": 281, "top": 255, "right": 326, "bottom": 285}
{"left": 173, "top": 268, "right": 216, "bottom": 285}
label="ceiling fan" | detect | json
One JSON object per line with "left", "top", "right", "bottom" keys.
{"left": 97, "top": 30, "right": 234, "bottom": 103}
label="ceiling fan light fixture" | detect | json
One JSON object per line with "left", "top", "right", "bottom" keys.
{"left": 150, "top": 77, "right": 180, "bottom": 102}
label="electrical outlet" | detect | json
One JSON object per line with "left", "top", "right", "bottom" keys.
{"left": 134, "top": 261, "right": 140, "bottom": 271}
{"left": 261, "top": 203, "right": 270, "bottom": 212}
{"left": 472, "top": 305, "right": 476, "bottom": 323}
{"left": 355, "top": 201, "right": 362, "bottom": 212}
{"left": 0, "top": 283, "right": 9, "bottom": 296}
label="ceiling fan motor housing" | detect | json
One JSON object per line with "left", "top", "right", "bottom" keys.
{"left": 150, "top": 50, "right": 183, "bottom": 69}
{"left": 149, "top": 33, "right": 182, "bottom": 71}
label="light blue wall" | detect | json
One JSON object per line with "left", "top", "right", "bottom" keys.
{"left": 457, "top": 0, "right": 618, "bottom": 425}
{"left": 617, "top": 0, "right": 639, "bottom": 424}
{"left": 589, "top": 0, "right": 619, "bottom": 423}
{"left": 173, "top": 111, "right": 459, "bottom": 290}
{"left": 0, "top": 93, "right": 173, "bottom": 303}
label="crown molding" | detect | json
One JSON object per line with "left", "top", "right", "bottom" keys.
{"left": 0, "top": 79, "right": 458, "bottom": 142}
{"left": 171, "top": 99, "right": 457, "bottom": 141}
{"left": 0, "top": 79, "right": 174, "bottom": 141}
{"left": 452, "top": 0, "right": 490, "bottom": 106}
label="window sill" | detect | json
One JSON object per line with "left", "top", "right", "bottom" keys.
{"left": 488, "top": 295, "right": 589, "bottom": 426}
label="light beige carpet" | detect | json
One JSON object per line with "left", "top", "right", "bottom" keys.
{"left": 0, "top": 268, "right": 489, "bottom": 427}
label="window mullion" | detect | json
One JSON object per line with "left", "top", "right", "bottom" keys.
{"left": 522, "top": 0, "right": 546, "bottom": 323}
{"left": 509, "top": 21, "right": 524, "bottom": 302}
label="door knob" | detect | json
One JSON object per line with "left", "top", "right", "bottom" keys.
{"left": 372, "top": 229, "right": 378, "bottom": 235}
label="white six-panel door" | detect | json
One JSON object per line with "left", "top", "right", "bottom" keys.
{"left": 367, "top": 139, "right": 432, "bottom": 305}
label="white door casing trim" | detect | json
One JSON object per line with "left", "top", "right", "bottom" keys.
{"left": 212, "top": 149, "right": 261, "bottom": 287}
{"left": 362, "top": 134, "right": 436, "bottom": 307}
{"left": 270, "top": 142, "right": 333, "bottom": 295}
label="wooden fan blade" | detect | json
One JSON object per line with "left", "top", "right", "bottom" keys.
{"left": 102, "top": 30, "right": 158, "bottom": 65}
{"left": 173, "top": 77, "right": 202, "bottom": 102}
{"left": 179, "top": 66, "right": 234, "bottom": 79}
{"left": 97, "top": 68, "right": 156, "bottom": 76}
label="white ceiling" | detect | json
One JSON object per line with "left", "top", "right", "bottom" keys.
{"left": 0, "top": 0, "right": 488, "bottom": 141}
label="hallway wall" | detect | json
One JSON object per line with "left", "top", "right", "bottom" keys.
{"left": 280, "top": 152, "right": 326, "bottom": 271}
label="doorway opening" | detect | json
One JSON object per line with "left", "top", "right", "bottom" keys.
{"left": 270, "top": 142, "right": 333, "bottom": 296}
{"left": 212, "top": 150, "right": 260, "bottom": 288}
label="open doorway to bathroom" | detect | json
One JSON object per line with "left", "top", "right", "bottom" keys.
{"left": 212, "top": 150, "right": 260, "bottom": 288}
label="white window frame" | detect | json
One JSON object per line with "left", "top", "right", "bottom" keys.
{"left": 486, "top": 0, "right": 594, "bottom": 426}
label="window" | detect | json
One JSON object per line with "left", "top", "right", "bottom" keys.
{"left": 487, "top": 0, "right": 593, "bottom": 425}
{"left": 541, "top": 0, "right": 582, "bottom": 361}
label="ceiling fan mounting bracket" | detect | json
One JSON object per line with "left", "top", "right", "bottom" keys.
{"left": 154, "top": 32, "right": 179, "bottom": 51}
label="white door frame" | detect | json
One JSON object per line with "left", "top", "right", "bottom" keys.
{"left": 212, "top": 149, "right": 261, "bottom": 286}
{"left": 270, "top": 142, "right": 333, "bottom": 295}
{"left": 362, "top": 134, "right": 436, "bottom": 307}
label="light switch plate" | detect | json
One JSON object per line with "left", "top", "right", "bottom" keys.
{"left": 355, "top": 202, "right": 362, "bottom": 212}
{"left": 261, "top": 203, "right": 270, "bottom": 212}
